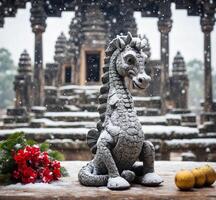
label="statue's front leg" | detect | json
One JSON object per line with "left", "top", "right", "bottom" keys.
{"left": 137, "top": 140, "right": 163, "bottom": 186}
{"left": 97, "top": 130, "right": 130, "bottom": 190}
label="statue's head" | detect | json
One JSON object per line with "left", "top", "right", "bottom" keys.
{"left": 114, "top": 32, "right": 151, "bottom": 90}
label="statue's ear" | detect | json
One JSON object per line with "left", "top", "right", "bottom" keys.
{"left": 126, "top": 32, "right": 132, "bottom": 44}
{"left": 141, "top": 35, "right": 148, "bottom": 49}
{"left": 115, "top": 36, "right": 125, "bottom": 51}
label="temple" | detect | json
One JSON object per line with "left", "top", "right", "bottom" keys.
{"left": 0, "top": 0, "right": 216, "bottom": 161}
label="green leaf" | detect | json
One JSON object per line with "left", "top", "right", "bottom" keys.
{"left": 48, "top": 150, "right": 65, "bottom": 161}
{"left": 40, "top": 142, "right": 50, "bottom": 152}
{"left": 0, "top": 132, "right": 26, "bottom": 151}
{"left": 26, "top": 139, "right": 37, "bottom": 146}
{"left": 60, "top": 167, "right": 69, "bottom": 177}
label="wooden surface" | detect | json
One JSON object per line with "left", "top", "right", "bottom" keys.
{"left": 0, "top": 161, "right": 215, "bottom": 200}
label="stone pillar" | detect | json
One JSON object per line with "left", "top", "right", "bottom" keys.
{"left": 200, "top": 16, "right": 215, "bottom": 112}
{"left": 30, "top": 0, "right": 47, "bottom": 106}
{"left": 68, "top": 15, "right": 81, "bottom": 85}
{"left": 157, "top": 5, "right": 172, "bottom": 113}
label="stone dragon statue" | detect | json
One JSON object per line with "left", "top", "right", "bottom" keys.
{"left": 78, "top": 32, "right": 163, "bottom": 190}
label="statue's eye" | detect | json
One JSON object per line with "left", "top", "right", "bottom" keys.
{"left": 125, "top": 55, "right": 136, "bottom": 65}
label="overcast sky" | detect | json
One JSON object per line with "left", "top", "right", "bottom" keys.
{"left": 0, "top": 3, "right": 215, "bottom": 71}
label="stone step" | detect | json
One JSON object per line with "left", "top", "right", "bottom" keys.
{"left": 59, "top": 85, "right": 100, "bottom": 96}
{"left": 44, "top": 112, "right": 99, "bottom": 122}
{"left": 6, "top": 107, "right": 28, "bottom": 116}
{"left": 0, "top": 123, "right": 29, "bottom": 129}
{"left": 135, "top": 107, "right": 161, "bottom": 116}
{"left": 181, "top": 113, "right": 197, "bottom": 123}
{"left": 170, "top": 109, "right": 191, "bottom": 114}
{"left": 163, "top": 138, "right": 216, "bottom": 161}
{"left": 42, "top": 112, "right": 171, "bottom": 125}
{"left": 3, "top": 116, "right": 30, "bottom": 124}
{"left": 133, "top": 96, "right": 161, "bottom": 109}
{"left": 30, "top": 118, "right": 96, "bottom": 128}
{"left": 181, "top": 122, "right": 197, "bottom": 128}
{"left": 0, "top": 125, "right": 199, "bottom": 142}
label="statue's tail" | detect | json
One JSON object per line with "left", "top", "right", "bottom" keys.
{"left": 78, "top": 162, "right": 109, "bottom": 186}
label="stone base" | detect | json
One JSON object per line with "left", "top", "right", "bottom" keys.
{"left": 0, "top": 161, "right": 215, "bottom": 200}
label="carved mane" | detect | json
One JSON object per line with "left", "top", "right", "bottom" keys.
{"left": 87, "top": 32, "right": 148, "bottom": 154}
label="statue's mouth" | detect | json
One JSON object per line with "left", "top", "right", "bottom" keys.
{"left": 133, "top": 80, "right": 147, "bottom": 89}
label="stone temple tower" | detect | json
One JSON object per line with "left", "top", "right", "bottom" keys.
{"left": 3, "top": 50, "right": 33, "bottom": 127}
{"left": 79, "top": 3, "right": 106, "bottom": 85}
{"left": 14, "top": 50, "right": 33, "bottom": 110}
{"left": 54, "top": 32, "right": 68, "bottom": 86}
{"left": 170, "top": 51, "right": 189, "bottom": 111}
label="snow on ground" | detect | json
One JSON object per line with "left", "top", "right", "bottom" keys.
{"left": 5, "top": 179, "right": 70, "bottom": 190}
{"left": 133, "top": 96, "right": 161, "bottom": 101}
{"left": 31, "top": 106, "right": 46, "bottom": 111}
{"left": 0, "top": 127, "right": 89, "bottom": 135}
{"left": 31, "top": 118, "right": 95, "bottom": 127}
{"left": 59, "top": 85, "right": 100, "bottom": 91}
{"left": 165, "top": 114, "right": 181, "bottom": 120}
{"left": 139, "top": 116, "right": 166, "bottom": 123}
{"left": 44, "top": 86, "right": 57, "bottom": 90}
{"left": 59, "top": 95, "right": 79, "bottom": 100}
{"left": 0, "top": 125, "right": 199, "bottom": 139}
{"left": 143, "top": 125, "right": 198, "bottom": 135}
{"left": 64, "top": 105, "right": 81, "bottom": 111}
{"left": 166, "top": 138, "right": 216, "bottom": 146}
{"left": 44, "top": 111, "right": 99, "bottom": 118}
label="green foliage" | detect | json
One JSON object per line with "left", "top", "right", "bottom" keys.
{"left": 60, "top": 167, "right": 69, "bottom": 177}
{"left": 0, "top": 48, "right": 16, "bottom": 109}
{"left": 48, "top": 150, "right": 65, "bottom": 161}
{"left": 0, "top": 132, "right": 26, "bottom": 175}
{"left": 40, "top": 142, "right": 50, "bottom": 152}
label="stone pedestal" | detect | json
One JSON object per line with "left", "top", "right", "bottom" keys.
{"left": 0, "top": 161, "right": 215, "bottom": 200}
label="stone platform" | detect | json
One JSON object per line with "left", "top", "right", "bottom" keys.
{"left": 0, "top": 161, "right": 215, "bottom": 200}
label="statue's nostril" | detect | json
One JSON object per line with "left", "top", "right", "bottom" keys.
{"left": 138, "top": 78, "right": 143, "bottom": 83}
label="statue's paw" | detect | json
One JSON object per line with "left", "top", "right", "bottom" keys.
{"left": 107, "top": 176, "right": 130, "bottom": 190}
{"left": 121, "top": 170, "right": 135, "bottom": 183}
{"left": 138, "top": 172, "right": 163, "bottom": 187}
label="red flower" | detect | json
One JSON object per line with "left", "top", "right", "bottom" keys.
{"left": 14, "top": 149, "right": 29, "bottom": 166}
{"left": 39, "top": 152, "right": 50, "bottom": 167}
{"left": 51, "top": 161, "right": 61, "bottom": 169}
{"left": 41, "top": 167, "right": 53, "bottom": 183}
{"left": 12, "top": 145, "right": 62, "bottom": 184}
{"left": 21, "top": 167, "right": 37, "bottom": 184}
{"left": 53, "top": 168, "right": 61, "bottom": 180}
